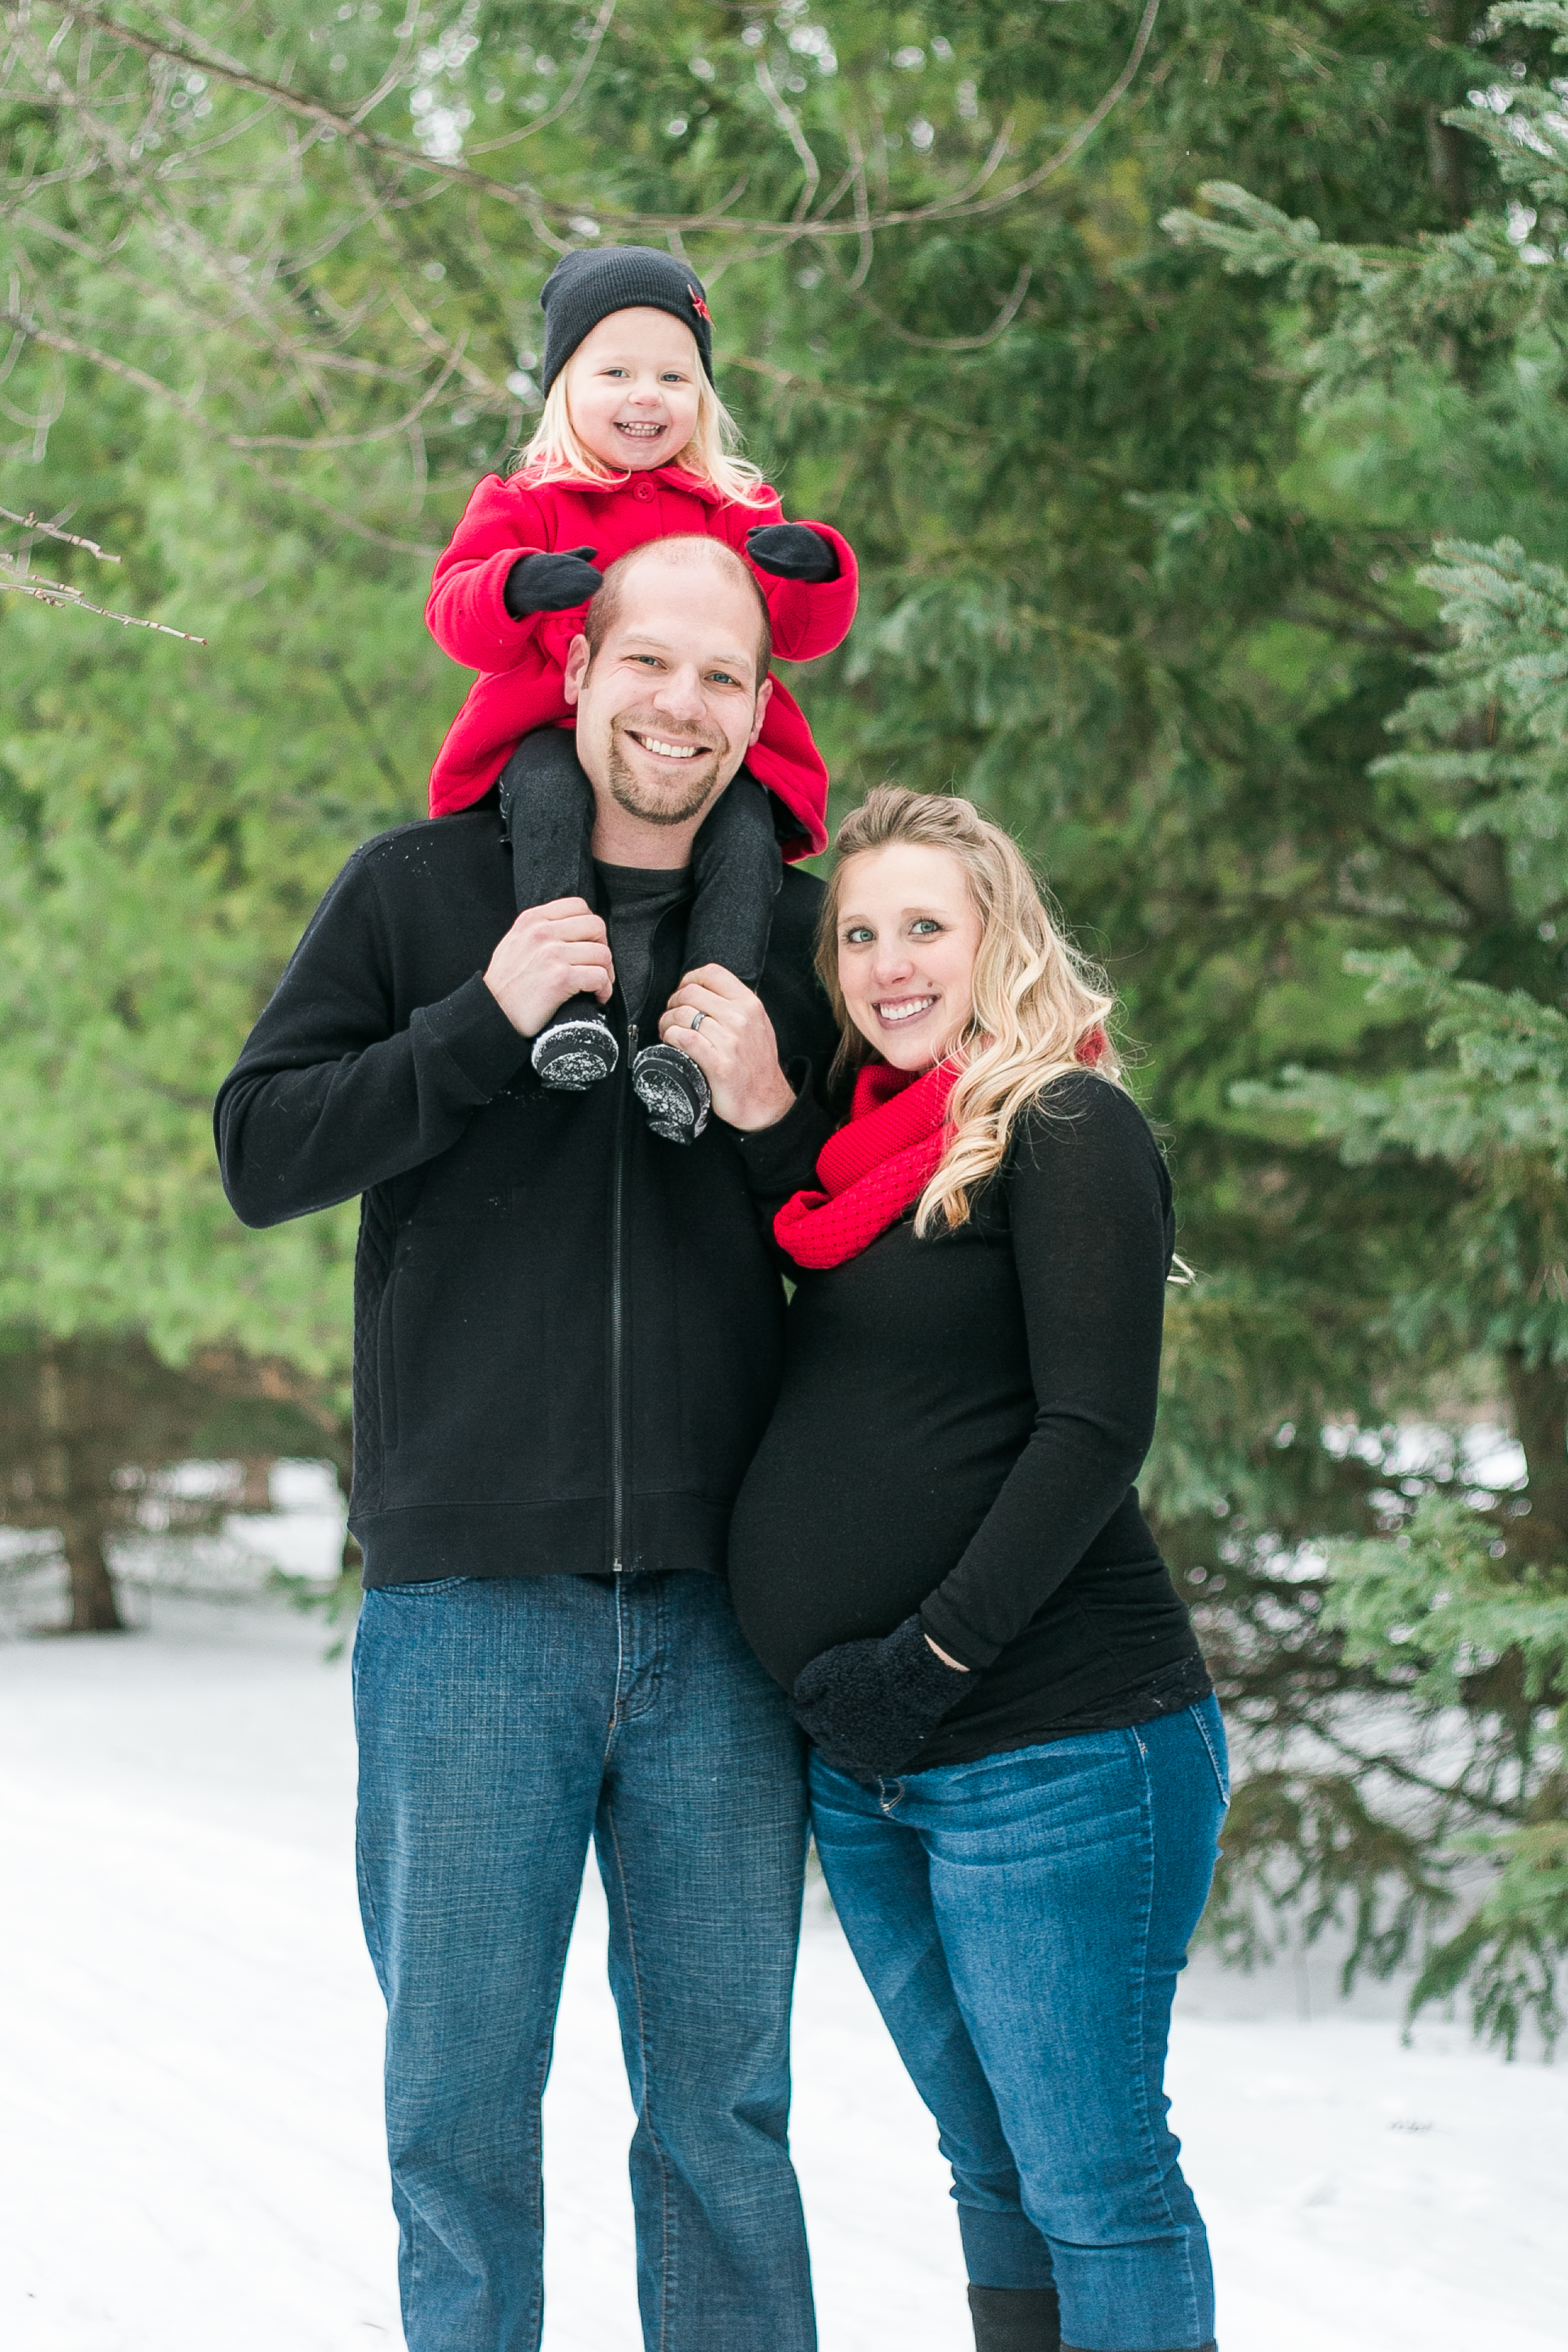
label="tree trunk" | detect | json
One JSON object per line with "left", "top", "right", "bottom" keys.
{"left": 58, "top": 1512, "right": 126, "bottom": 1633}
{"left": 1426, "top": 2, "right": 1483, "bottom": 223}
{"left": 237, "top": 1457, "right": 273, "bottom": 1511}
{"left": 1424, "top": 110, "right": 1469, "bottom": 224}
{"left": 1503, "top": 1347, "right": 1568, "bottom": 1546}
{"left": 37, "top": 1348, "right": 126, "bottom": 1632}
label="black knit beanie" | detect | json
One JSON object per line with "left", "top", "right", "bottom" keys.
{"left": 539, "top": 245, "right": 714, "bottom": 391}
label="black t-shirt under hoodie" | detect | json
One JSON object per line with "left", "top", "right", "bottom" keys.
{"left": 728, "top": 1070, "right": 1211, "bottom": 1770}
{"left": 596, "top": 858, "right": 692, "bottom": 1026}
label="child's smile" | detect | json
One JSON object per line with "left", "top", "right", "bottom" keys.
{"left": 564, "top": 307, "right": 702, "bottom": 473}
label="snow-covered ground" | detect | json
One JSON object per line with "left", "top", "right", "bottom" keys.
{"left": 0, "top": 1580, "right": 1563, "bottom": 2352}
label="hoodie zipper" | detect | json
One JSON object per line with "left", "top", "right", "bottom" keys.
{"left": 610, "top": 1016, "right": 635, "bottom": 1575}
{"left": 606, "top": 892, "right": 682, "bottom": 1578}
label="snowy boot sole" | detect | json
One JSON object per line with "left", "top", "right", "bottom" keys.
{"left": 531, "top": 1017, "right": 619, "bottom": 1092}
{"left": 632, "top": 1043, "right": 711, "bottom": 1143}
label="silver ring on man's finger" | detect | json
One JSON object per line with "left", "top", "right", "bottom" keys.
{"left": 690, "top": 1010, "right": 706, "bottom": 1032}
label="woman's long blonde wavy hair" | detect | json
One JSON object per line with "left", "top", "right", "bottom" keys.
{"left": 819, "top": 786, "right": 1121, "bottom": 1236}
{"left": 511, "top": 355, "right": 773, "bottom": 506}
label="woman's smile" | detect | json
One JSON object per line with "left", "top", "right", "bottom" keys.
{"left": 873, "top": 992, "right": 938, "bottom": 1027}
{"left": 836, "top": 842, "right": 984, "bottom": 1070}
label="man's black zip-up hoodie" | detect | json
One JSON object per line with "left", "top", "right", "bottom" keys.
{"left": 214, "top": 807, "right": 836, "bottom": 1586}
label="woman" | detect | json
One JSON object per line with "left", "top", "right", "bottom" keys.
{"left": 727, "top": 787, "right": 1226, "bottom": 2352}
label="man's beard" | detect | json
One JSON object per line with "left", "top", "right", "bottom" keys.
{"left": 605, "top": 711, "right": 728, "bottom": 828}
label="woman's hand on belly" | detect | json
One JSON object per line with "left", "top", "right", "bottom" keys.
{"left": 791, "top": 1612, "right": 971, "bottom": 1779}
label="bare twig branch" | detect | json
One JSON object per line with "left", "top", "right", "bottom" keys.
{"left": 49, "top": 0, "right": 1162, "bottom": 245}
{"left": 0, "top": 300, "right": 467, "bottom": 452}
{"left": 391, "top": 286, "right": 496, "bottom": 396}
{"left": 721, "top": 348, "right": 965, "bottom": 437}
{"left": 855, "top": 264, "right": 1033, "bottom": 352}
{"left": 944, "top": 0, "right": 1162, "bottom": 223}
{"left": 0, "top": 560, "right": 205, "bottom": 639}
{"left": 467, "top": 0, "right": 616, "bottom": 156}
{"left": 754, "top": 54, "right": 820, "bottom": 225}
{"left": 0, "top": 305, "right": 445, "bottom": 554}
{"left": 0, "top": 502, "right": 119, "bottom": 558}
{"left": 844, "top": 128, "right": 874, "bottom": 290}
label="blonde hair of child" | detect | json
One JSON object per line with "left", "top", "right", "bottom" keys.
{"left": 818, "top": 785, "right": 1122, "bottom": 1236}
{"left": 512, "top": 354, "right": 773, "bottom": 506}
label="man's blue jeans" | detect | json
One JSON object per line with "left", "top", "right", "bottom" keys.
{"left": 352, "top": 1571, "right": 817, "bottom": 2352}
{"left": 810, "top": 1695, "right": 1229, "bottom": 2352}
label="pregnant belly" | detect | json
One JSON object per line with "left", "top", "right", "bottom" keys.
{"left": 727, "top": 1438, "right": 1004, "bottom": 1689}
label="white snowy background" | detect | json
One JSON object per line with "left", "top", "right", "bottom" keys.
{"left": 0, "top": 1465, "right": 1563, "bottom": 2352}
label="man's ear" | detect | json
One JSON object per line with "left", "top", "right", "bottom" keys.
{"left": 562, "top": 633, "right": 590, "bottom": 707}
{"left": 745, "top": 673, "right": 773, "bottom": 750}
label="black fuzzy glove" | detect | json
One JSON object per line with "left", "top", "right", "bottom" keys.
{"left": 745, "top": 522, "right": 840, "bottom": 584}
{"left": 503, "top": 546, "right": 603, "bottom": 618}
{"left": 792, "top": 1613, "right": 970, "bottom": 1779}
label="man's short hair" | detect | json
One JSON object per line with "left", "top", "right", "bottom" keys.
{"left": 582, "top": 535, "right": 773, "bottom": 682}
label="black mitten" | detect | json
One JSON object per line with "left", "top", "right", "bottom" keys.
{"left": 792, "top": 1613, "right": 969, "bottom": 1779}
{"left": 745, "top": 523, "right": 840, "bottom": 584}
{"left": 503, "top": 546, "right": 603, "bottom": 617}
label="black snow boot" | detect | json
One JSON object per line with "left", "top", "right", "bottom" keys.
{"left": 969, "top": 2284, "right": 1061, "bottom": 2352}
{"left": 631, "top": 1040, "right": 711, "bottom": 1143}
{"left": 531, "top": 999, "right": 620, "bottom": 1092}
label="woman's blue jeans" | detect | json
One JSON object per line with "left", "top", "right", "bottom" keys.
{"left": 809, "top": 1694, "right": 1229, "bottom": 2352}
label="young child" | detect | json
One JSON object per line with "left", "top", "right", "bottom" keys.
{"left": 425, "top": 245, "right": 858, "bottom": 1141}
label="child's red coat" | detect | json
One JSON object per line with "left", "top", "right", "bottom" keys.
{"left": 425, "top": 465, "right": 858, "bottom": 855}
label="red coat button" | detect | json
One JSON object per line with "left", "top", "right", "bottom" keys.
{"left": 633, "top": 480, "right": 654, "bottom": 501}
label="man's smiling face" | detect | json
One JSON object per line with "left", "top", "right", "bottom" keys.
{"left": 564, "top": 544, "right": 773, "bottom": 837}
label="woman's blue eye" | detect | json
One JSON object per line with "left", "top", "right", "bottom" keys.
{"left": 911, "top": 919, "right": 941, "bottom": 936}
{"left": 845, "top": 926, "right": 874, "bottom": 945}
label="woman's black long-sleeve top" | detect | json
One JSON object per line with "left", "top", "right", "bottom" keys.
{"left": 727, "top": 1070, "right": 1210, "bottom": 1770}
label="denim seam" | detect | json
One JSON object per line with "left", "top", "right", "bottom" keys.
{"left": 350, "top": 1645, "right": 389, "bottom": 1995}
{"left": 1191, "top": 1701, "right": 1230, "bottom": 1807}
{"left": 353, "top": 1824, "right": 387, "bottom": 1987}
{"left": 600, "top": 1792, "right": 677, "bottom": 2351}
{"left": 516, "top": 1866, "right": 583, "bottom": 2352}
{"left": 1124, "top": 1727, "right": 1204, "bottom": 2350}
{"left": 620, "top": 1576, "right": 668, "bottom": 1723}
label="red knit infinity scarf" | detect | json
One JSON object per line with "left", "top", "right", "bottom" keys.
{"left": 773, "top": 1027, "right": 1109, "bottom": 1273}
{"left": 774, "top": 1058, "right": 961, "bottom": 1271}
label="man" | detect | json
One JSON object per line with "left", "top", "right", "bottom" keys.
{"left": 216, "top": 535, "right": 838, "bottom": 2352}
